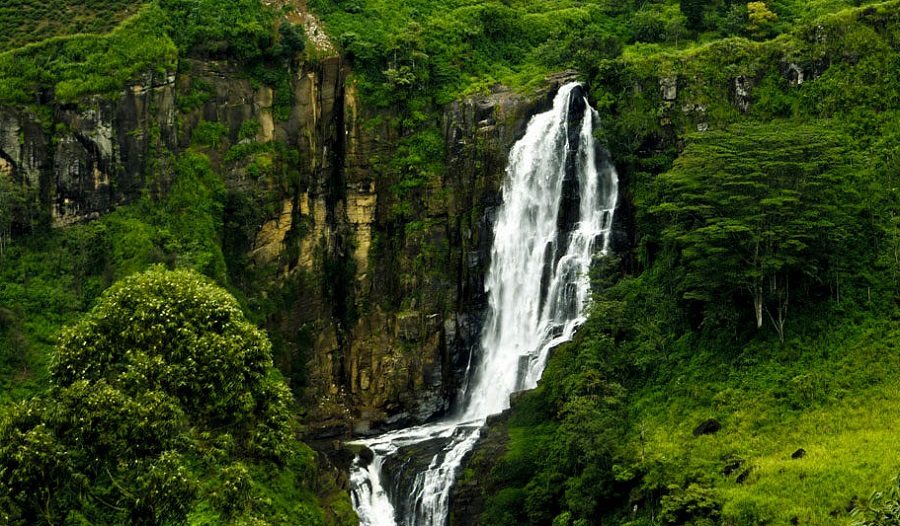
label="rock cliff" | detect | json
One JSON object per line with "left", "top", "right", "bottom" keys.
{"left": 0, "top": 49, "right": 581, "bottom": 436}
{"left": 0, "top": 69, "right": 177, "bottom": 226}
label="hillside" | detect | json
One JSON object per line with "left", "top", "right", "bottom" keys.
{"left": 0, "top": 0, "right": 144, "bottom": 53}
{"left": 3, "top": 0, "right": 900, "bottom": 524}
{"left": 453, "top": 2, "right": 900, "bottom": 524}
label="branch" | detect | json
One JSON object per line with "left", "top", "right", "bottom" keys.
{"left": 41, "top": 489, "right": 54, "bottom": 526}
{"left": 89, "top": 491, "right": 129, "bottom": 513}
{"left": 105, "top": 466, "right": 136, "bottom": 501}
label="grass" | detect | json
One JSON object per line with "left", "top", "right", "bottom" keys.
{"left": 0, "top": 0, "right": 145, "bottom": 53}
{"left": 0, "top": 3, "right": 177, "bottom": 104}
{"left": 627, "top": 315, "right": 900, "bottom": 524}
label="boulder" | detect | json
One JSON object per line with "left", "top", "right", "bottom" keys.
{"left": 693, "top": 418, "right": 721, "bottom": 437}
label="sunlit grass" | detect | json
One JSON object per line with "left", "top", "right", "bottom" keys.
{"left": 0, "top": 0, "right": 145, "bottom": 53}
{"left": 634, "top": 318, "right": 900, "bottom": 524}
{"left": 0, "top": 3, "right": 177, "bottom": 104}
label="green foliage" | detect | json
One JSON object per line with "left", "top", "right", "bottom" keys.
{"left": 659, "top": 484, "right": 721, "bottom": 524}
{"left": 0, "top": 0, "right": 296, "bottom": 105}
{"left": 0, "top": 3, "right": 177, "bottom": 104}
{"left": 177, "top": 77, "right": 215, "bottom": 113}
{"left": 480, "top": 337, "right": 628, "bottom": 525}
{"left": 190, "top": 121, "right": 229, "bottom": 149}
{"left": 158, "top": 0, "right": 274, "bottom": 61}
{"left": 680, "top": 0, "right": 708, "bottom": 30}
{"left": 0, "top": 267, "right": 328, "bottom": 525}
{"left": 238, "top": 119, "right": 261, "bottom": 142}
{"left": 274, "top": 22, "right": 307, "bottom": 61}
{"left": 853, "top": 476, "right": 900, "bottom": 526}
{"left": 52, "top": 267, "right": 275, "bottom": 430}
{"left": 0, "top": 149, "right": 231, "bottom": 408}
{"left": 0, "top": 0, "right": 144, "bottom": 53}
{"left": 649, "top": 124, "right": 863, "bottom": 339}
{"left": 310, "top": 0, "right": 629, "bottom": 106}
{"left": 159, "top": 152, "right": 228, "bottom": 279}
{"left": 632, "top": 6, "right": 690, "bottom": 45}
{"left": 0, "top": 174, "right": 43, "bottom": 255}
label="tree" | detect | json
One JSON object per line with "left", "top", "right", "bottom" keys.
{"left": 0, "top": 267, "right": 317, "bottom": 525}
{"left": 0, "top": 174, "right": 41, "bottom": 257}
{"left": 649, "top": 124, "right": 862, "bottom": 341}
{"left": 747, "top": 1, "right": 777, "bottom": 37}
{"left": 276, "top": 21, "right": 307, "bottom": 61}
{"left": 680, "top": 0, "right": 708, "bottom": 30}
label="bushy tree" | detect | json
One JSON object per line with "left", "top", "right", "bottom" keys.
{"left": 680, "top": 0, "right": 708, "bottom": 30}
{"left": 276, "top": 21, "right": 307, "bottom": 61}
{"left": 0, "top": 267, "right": 319, "bottom": 525}
{"left": 747, "top": 1, "right": 778, "bottom": 36}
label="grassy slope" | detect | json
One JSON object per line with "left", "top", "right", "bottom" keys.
{"left": 0, "top": 0, "right": 145, "bottom": 53}
{"left": 490, "top": 311, "right": 900, "bottom": 525}
{"left": 0, "top": 3, "right": 177, "bottom": 105}
{"left": 630, "top": 320, "right": 900, "bottom": 524}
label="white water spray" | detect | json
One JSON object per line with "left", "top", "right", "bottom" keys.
{"left": 349, "top": 82, "right": 618, "bottom": 526}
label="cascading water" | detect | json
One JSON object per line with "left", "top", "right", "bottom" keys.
{"left": 349, "top": 82, "right": 619, "bottom": 526}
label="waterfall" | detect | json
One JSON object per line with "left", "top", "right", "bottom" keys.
{"left": 349, "top": 82, "right": 619, "bottom": 526}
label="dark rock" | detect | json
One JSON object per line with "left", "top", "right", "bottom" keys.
{"left": 380, "top": 423, "right": 483, "bottom": 523}
{"left": 357, "top": 446, "right": 375, "bottom": 467}
{"left": 308, "top": 438, "right": 357, "bottom": 475}
{"left": 736, "top": 468, "right": 752, "bottom": 484}
{"left": 693, "top": 418, "right": 721, "bottom": 437}
{"left": 791, "top": 448, "right": 806, "bottom": 459}
{"left": 723, "top": 458, "right": 744, "bottom": 476}
{"left": 305, "top": 421, "right": 352, "bottom": 440}
{"left": 734, "top": 75, "right": 752, "bottom": 113}
{"left": 449, "top": 421, "right": 509, "bottom": 526}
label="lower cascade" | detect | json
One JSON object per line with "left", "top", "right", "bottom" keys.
{"left": 349, "top": 82, "right": 619, "bottom": 526}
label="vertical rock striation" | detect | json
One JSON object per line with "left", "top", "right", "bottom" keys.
{"left": 0, "top": 51, "right": 580, "bottom": 437}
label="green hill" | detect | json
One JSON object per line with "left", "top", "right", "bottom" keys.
{"left": 4, "top": 0, "right": 900, "bottom": 524}
{"left": 0, "top": 0, "right": 145, "bottom": 53}
{"left": 455, "top": 2, "right": 900, "bottom": 524}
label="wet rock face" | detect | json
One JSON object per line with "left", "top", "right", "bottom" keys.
{"left": 556, "top": 85, "right": 586, "bottom": 264}
{"left": 0, "top": 111, "right": 48, "bottom": 201}
{"left": 331, "top": 81, "right": 572, "bottom": 436}
{"left": 0, "top": 56, "right": 583, "bottom": 435}
{"left": 0, "top": 71, "right": 176, "bottom": 226}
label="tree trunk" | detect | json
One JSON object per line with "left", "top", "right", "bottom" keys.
{"left": 754, "top": 283, "right": 763, "bottom": 329}
{"left": 765, "top": 273, "right": 788, "bottom": 343}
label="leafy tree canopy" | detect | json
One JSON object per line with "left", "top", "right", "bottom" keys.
{"left": 646, "top": 123, "right": 864, "bottom": 340}
{"left": 0, "top": 267, "right": 330, "bottom": 525}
